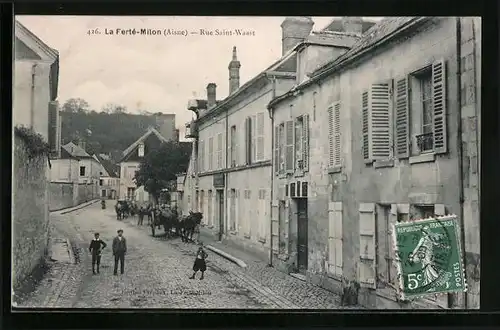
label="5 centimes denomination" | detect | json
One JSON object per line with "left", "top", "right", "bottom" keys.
{"left": 393, "top": 215, "right": 467, "bottom": 300}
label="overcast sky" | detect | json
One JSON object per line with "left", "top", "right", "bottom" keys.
{"left": 17, "top": 16, "right": 383, "bottom": 138}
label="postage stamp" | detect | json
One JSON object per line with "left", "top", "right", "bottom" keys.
{"left": 392, "top": 215, "right": 467, "bottom": 300}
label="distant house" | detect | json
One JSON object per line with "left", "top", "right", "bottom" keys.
{"left": 49, "top": 146, "right": 79, "bottom": 183}
{"left": 95, "top": 155, "right": 120, "bottom": 199}
{"left": 62, "top": 142, "right": 101, "bottom": 187}
{"left": 134, "top": 186, "right": 150, "bottom": 204}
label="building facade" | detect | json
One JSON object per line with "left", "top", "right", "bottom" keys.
{"left": 50, "top": 147, "right": 79, "bottom": 183}
{"left": 267, "top": 17, "right": 481, "bottom": 309}
{"left": 183, "top": 17, "right": 373, "bottom": 260}
{"left": 96, "top": 155, "right": 120, "bottom": 199}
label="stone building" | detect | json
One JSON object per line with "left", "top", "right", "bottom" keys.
{"left": 183, "top": 17, "right": 375, "bottom": 261}
{"left": 267, "top": 17, "right": 481, "bottom": 309}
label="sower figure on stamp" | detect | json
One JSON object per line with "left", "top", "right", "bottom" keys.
{"left": 189, "top": 243, "right": 208, "bottom": 280}
{"left": 112, "top": 229, "right": 127, "bottom": 275}
{"left": 89, "top": 232, "right": 107, "bottom": 275}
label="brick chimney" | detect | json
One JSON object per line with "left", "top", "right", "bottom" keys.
{"left": 341, "top": 17, "right": 364, "bottom": 35}
{"left": 207, "top": 83, "right": 217, "bottom": 108}
{"left": 281, "top": 17, "right": 314, "bottom": 56}
{"left": 228, "top": 46, "right": 241, "bottom": 95}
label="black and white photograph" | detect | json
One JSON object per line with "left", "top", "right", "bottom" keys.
{"left": 12, "top": 15, "right": 481, "bottom": 310}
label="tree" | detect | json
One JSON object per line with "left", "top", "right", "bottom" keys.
{"left": 102, "top": 103, "right": 127, "bottom": 114}
{"left": 62, "top": 98, "right": 90, "bottom": 113}
{"left": 134, "top": 142, "right": 191, "bottom": 203}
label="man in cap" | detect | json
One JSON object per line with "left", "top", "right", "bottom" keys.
{"left": 112, "top": 229, "right": 127, "bottom": 275}
{"left": 88, "top": 232, "right": 107, "bottom": 274}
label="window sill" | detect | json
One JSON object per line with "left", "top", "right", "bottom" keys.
{"left": 328, "top": 166, "right": 342, "bottom": 174}
{"left": 244, "top": 234, "right": 251, "bottom": 239}
{"left": 294, "top": 171, "right": 305, "bottom": 178}
{"left": 229, "top": 230, "right": 237, "bottom": 235}
{"left": 258, "top": 237, "right": 266, "bottom": 243}
{"left": 374, "top": 159, "right": 394, "bottom": 169}
{"left": 409, "top": 153, "right": 435, "bottom": 164}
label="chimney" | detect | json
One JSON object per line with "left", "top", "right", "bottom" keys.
{"left": 207, "top": 83, "right": 217, "bottom": 108}
{"left": 155, "top": 113, "right": 176, "bottom": 141}
{"left": 281, "top": 17, "right": 314, "bottom": 56}
{"left": 228, "top": 46, "right": 241, "bottom": 95}
{"left": 341, "top": 17, "right": 364, "bottom": 35}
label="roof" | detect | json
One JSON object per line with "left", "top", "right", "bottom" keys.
{"left": 268, "top": 17, "right": 428, "bottom": 109}
{"left": 120, "top": 127, "right": 169, "bottom": 162}
{"left": 321, "top": 18, "right": 377, "bottom": 34}
{"left": 95, "top": 155, "right": 120, "bottom": 177}
{"left": 60, "top": 147, "right": 78, "bottom": 160}
{"left": 62, "top": 142, "right": 92, "bottom": 158}
{"left": 15, "top": 20, "right": 59, "bottom": 100}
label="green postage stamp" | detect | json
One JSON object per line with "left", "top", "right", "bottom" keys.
{"left": 392, "top": 215, "right": 467, "bottom": 300}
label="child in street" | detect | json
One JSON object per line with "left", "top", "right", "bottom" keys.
{"left": 189, "top": 243, "right": 208, "bottom": 280}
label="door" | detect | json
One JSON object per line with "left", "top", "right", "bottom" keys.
{"left": 101, "top": 189, "right": 106, "bottom": 198}
{"left": 217, "top": 190, "right": 224, "bottom": 240}
{"left": 297, "top": 199, "right": 308, "bottom": 274}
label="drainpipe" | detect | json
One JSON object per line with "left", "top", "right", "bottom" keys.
{"left": 455, "top": 17, "right": 468, "bottom": 309}
{"left": 30, "top": 64, "right": 38, "bottom": 129}
{"left": 267, "top": 74, "right": 277, "bottom": 267}
{"left": 223, "top": 108, "right": 229, "bottom": 242}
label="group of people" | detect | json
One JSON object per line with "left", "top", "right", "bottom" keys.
{"left": 88, "top": 228, "right": 208, "bottom": 279}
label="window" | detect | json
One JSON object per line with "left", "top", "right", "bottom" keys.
{"left": 230, "top": 125, "right": 237, "bottom": 167}
{"left": 293, "top": 114, "right": 310, "bottom": 172}
{"left": 294, "top": 117, "right": 303, "bottom": 170}
{"left": 278, "top": 123, "right": 285, "bottom": 174}
{"left": 207, "top": 190, "right": 213, "bottom": 227}
{"left": 256, "top": 112, "right": 265, "bottom": 161}
{"left": 328, "top": 102, "right": 342, "bottom": 168}
{"left": 208, "top": 137, "right": 214, "bottom": 171}
{"left": 251, "top": 114, "right": 257, "bottom": 162}
{"left": 245, "top": 117, "right": 252, "bottom": 164}
{"left": 328, "top": 202, "right": 343, "bottom": 277}
{"left": 258, "top": 189, "right": 267, "bottom": 241}
{"left": 216, "top": 132, "right": 223, "bottom": 169}
{"left": 138, "top": 143, "right": 145, "bottom": 157}
{"left": 99, "top": 179, "right": 103, "bottom": 186}
{"left": 230, "top": 189, "right": 236, "bottom": 231}
{"left": 284, "top": 120, "right": 294, "bottom": 172}
{"left": 397, "top": 59, "right": 448, "bottom": 158}
{"left": 80, "top": 166, "right": 86, "bottom": 176}
{"left": 101, "top": 189, "right": 106, "bottom": 197}
{"left": 410, "top": 204, "right": 435, "bottom": 221}
{"left": 243, "top": 190, "right": 252, "bottom": 237}
{"left": 198, "top": 140, "right": 205, "bottom": 172}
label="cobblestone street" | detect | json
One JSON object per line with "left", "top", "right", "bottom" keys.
{"left": 17, "top": 202, "right": 348, "bottom": 309}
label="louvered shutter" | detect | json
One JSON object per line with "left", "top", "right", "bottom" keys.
{"left": 328, "top": 202, "right": 343, "bottom": 276}
{"left": 432, "top": 59, "right": 447, "bottom": 154}
{"left": 274, "top": 125, "right": 279, "bottom": 175}
{"left": 285, "top": 120, "right": 294, "bottom": 172}
{"left": 208, "top": 137, "right": 213, "bottom": 170}
{"left": 395, "top": 77, "right": 410, "bottom": 158}
{"left": 227, "top": 129, "right": 232, "bottom": 167}
{"left": 362, "top": 92, "right": 370, "bottom": 160}
{"left": 257, "top": 112, "right": 265, "bottom": 161}
{"left": 48, "top": 101, "right": 59, "bottom": 157}
{"left": 252, "top": 115, "right": 257, "bottom": 162}
{"left": 389, "top": 204, "right": 398, "bottom": 285}
{"left": 302, "top": 114, "right": 309, "bottom": 172}
{"left": 328, "top": 105, "right": 335, "bottom": 167}
{"left": 359, "top": 203, "right": 377, "bottom": 288}
{"left": 370, "top": 83, "right": 391, "bottom": 160}
{"left": 334, "top": 102, "right": 341, "bottom": 166}
{"left": 245, "top": 118, "right": 251, "bottom": 164}
{"left": 271, "top": 200, "right": 279, "bottom": 252}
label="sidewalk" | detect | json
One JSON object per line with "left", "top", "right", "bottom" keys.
{"left": 53, "top": 199, "right": 100, "bottom": 215}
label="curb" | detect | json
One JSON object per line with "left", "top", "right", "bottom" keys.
{"left": 58, "top": 199, "right": 100, "bottom": 215}
{"left": 206, "top": 245, "right": 247, "bottom": 268}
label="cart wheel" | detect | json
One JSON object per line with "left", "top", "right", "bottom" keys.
{"left": 151, "top": 225, "right": 155, "bottom": 237}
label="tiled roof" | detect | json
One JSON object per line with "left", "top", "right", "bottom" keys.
{"left": 321, "top": 18, "right": 377, "bottom": 34}
{"left": 120, "top": 127, "right": 169, "bottom": 162}
{"left": 62, "top": 142, "right": 92, "bottom": 158}
{"left": 96, "top": 155, "right": 119, "bottom": 177}
{"left": 60, "top": 147, "right": 78, "bottom": 160}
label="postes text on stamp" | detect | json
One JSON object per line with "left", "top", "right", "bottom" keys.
{"left": 393, "top": 215, "right": 467, "bottom": 300}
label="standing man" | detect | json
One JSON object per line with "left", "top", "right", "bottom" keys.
{"left": 89, "top": 232, "right": 107, "bottom": 275}
{"left": 112, "top": 229, "right": 127, "bottom": 275}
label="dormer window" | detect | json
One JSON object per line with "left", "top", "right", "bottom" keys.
{"left": 138, "top": 143, "right": 145, "bottom": 157}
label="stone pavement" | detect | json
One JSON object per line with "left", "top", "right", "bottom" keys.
{"left": 18, "top": 203, "right": 352, "bottom": 309}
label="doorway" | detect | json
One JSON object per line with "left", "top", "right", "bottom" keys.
{"left": 217, "top": 190, "right": 225, "bottom": 241}
{"left": 296, "top": 199, "right": 308, "bottom": 274}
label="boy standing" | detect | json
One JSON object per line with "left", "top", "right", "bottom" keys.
{"left": 89, "top": 232, "right": 107, "bottom": 274}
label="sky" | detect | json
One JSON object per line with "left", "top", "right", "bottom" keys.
{"left": 16, "top": 16, "right": 383, "bottom": 139}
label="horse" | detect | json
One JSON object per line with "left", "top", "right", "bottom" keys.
{"left": 408, "top": 226, "right": 449, "bottom": 287}
{"left": 179, "top": 211, "right": 203, "bottom": 243}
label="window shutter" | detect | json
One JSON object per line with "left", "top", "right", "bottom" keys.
{"left": 395, "top": 77, "right": 410, "bottom": 158}
{"left": 252, "top": 115, "right": 257, "bottom": 162}
{"left": 302, "top": 114, "right": 309, "bottom": 172}
{"left": 328, "top": 105, "right": 335, "bottom": 167}
{"left": 274, "top": 125, "right": 279, "bottom": 175}
{"left": 328, "top": 202, "right": 343, "bottom": 276}
{"left": 285, "top": 120, "right": 294, "bottom": 172}
{"left": 362, "top": 92, "right": 370, "bottom": 160}
{"left": 218, "top": 133, "right": 223, "bottom": 169}
{"left": 271, "top": 200, "right": 279, "bottom": 252}
{"left": 432, "top": 59, "right": 447, "bottom": 154}
{"left": 48, "top": 101, "right": 58, "bottom": 157}
{"left": 358, "top": 203, "right": 377, "bottom": 288}
{"left": 369, "top": 83, "right": 391, "bottom": 160}
{"left": 257, "top": 112, "right": 265, "bottom": 161}
{"left": 245, "top": 117, "right": 251, "bottom": 164}
{"left": 208, "top": 137, "right": 214, "bottom": 170}
{"left": 334, "top": 102, "right": 341, "bottom": 167}
{"left": 234, "top": 127, "right": 239, "bottom": 166}
{"left": 389, "top": 204, "right": 398, "bottom": 285}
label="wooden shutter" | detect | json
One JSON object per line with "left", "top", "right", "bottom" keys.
{"left": 359, "top": 203, "right": 377, "bottom": 288}
{"left": 362, "top": 92, "right": 370, "bottom": 161}
{"left": 257, "top": 112, "right": 265, "bottom": 161}
{"left": 395, "top": 77, "right": 410, "bottom": 158}
{"left": 285, "top": 120, "right": 294, "bottom": 172}
{"left": 328, "top": 202, "right": 343, "bottom": 276}
{"left": 252, "top": 115, "right": 257, "bottom": 162}
{"left": 234, "top": 127, "right": 239, "bottom": 166}
{"left": 302, "top": 114, "right": 309, "bottom": 172}
{"left": 328, "top": 105, "right": 335, "bottom": 167}
{"left": 48, "top": 101, "right": 59, "bottom": 157}
{"left": 370, "top": 83, "right": 391, "bottom": 160}
{"left": 274, "top": 125, "right": 279, "bottom": 175}
{"left": 271, "top": 200, "right": 279, "bottom": 252}
{"left": 208, "top": 137, "right": 214, "bottom": 170}
{"left": 432, "top": 59, "right": 447, "bottom": 154}
{"left": 388, "top": 204, "right": 398, "bottom": 285}
{"left": 334, "top": 102, "right": 341, "bottom": 167}
{"left": 245, "top": 117, "right": 251, "bottom": 164}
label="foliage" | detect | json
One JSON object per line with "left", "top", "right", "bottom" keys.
{"left": 14, "top": 126, "right": 50, "bottom": 159}
{"left": 134, "top": 142, "right": 191, "bottom": 201}
{"left": 61, "top": 98, "right": 90, "bottom": 113}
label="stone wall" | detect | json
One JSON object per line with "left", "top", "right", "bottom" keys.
{"left": 12, "top": 135, "right": 50, "bottom": 293}
{"left": 77, "top": 183, "right": 95, "bottom": 205}
{"left": 49, "top": 182, "right": 76, "bottom": 211}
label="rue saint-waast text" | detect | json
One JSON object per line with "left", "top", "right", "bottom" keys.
{"left": 87, "top": 28, "right": 256, "bottom": 37}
